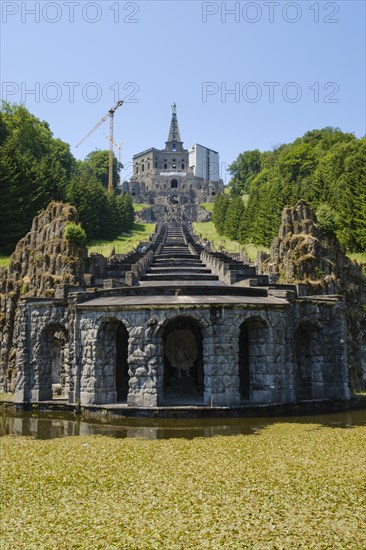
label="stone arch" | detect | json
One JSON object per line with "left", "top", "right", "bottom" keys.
{"left": 238, "top": 316, "right": 268, "bottom": 401}
{"left": 34, "top": 323, "right": 69, "bottom": 400}
{"left": 95, "top": 317, "right": 130, "bottom": 403}
{"left": 160, "top": 316, "right": 204, "bottom": 403}
{"left": 295, "top": 322, "right": 318, "bottom": 400}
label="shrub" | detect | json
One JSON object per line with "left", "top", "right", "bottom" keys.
{"left": 63, "top": 223, "right": 86, "bottom": 245}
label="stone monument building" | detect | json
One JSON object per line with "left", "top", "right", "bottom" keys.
{"left": 0, "top": 110, "right": 353, "bottom": 412}
{"left": 123, "top": 104, "right": 223, "bottom": 221}
{"left": 9, "top": 206, "right": 350, "bottom": 411}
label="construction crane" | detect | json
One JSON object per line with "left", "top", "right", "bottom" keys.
{"left": 76, "top": 100, "right": 124, "bottom": 194}
{"left": 112, "top": 139, "right": 123, "bottom": 185}
{"left": 106, "top": 137, "right": 123, "bottom": 185}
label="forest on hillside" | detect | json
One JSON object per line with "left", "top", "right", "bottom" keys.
{"left": 213, "top": 128, "right": 366, "bottom": 253}
{"left": 0, "top": 103, "right": 134, "bottom": 254}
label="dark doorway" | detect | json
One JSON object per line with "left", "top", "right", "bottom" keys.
{"left": 238, "top": 318, "right": 268, "bottom": 401}
{"left": 171, "top": 179, "right": 178, "bottom": 188}
{"left": 38, "top": 324, "right": 69, "bottom": 400}
{"left": 239, "top": 324, "right": 250, "bottom": 399}
{"left": 296, "top": 325, "right": 313, "bottom": 400}
{"left": 97, "top": 319, "right": 130, "bottom": 403}
{"left": 163, "top": 317, "right": 203, "bottom": 403}
{"left": 116, "top": 323, "right": 129, "bottom": 401}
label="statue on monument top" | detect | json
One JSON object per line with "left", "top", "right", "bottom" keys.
{"left": 171, "top": 102, "right": 177, "bottom": 115}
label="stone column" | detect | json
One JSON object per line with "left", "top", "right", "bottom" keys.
{"left": 203, "top": 315, "right": 241, "bottom": 406}
{"left": 127, "top": 321, "right": 161, "bottom": 408}
{"left": 14, "top": 301, "right": 31, "bottom": 402}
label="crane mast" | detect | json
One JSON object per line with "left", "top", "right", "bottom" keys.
{"left": 76, "top": 100, "right": 124, "bottom": 194}
{"left": 108, "top": 109, "right": 114, "bottom": 194}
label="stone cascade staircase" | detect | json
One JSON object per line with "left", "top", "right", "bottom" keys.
{"left": 140, "top": 225, "right": 220, "bottom": 284}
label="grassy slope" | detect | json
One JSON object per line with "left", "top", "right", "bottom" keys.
{"left": 197, "top": 200, "right": 266, "bottom": 261}
{"left": 1, "top": 424, "right": 364, "bottom": 548}
{"left": 348, "top": 252, "right": 366, "bottom": 263}
{"left": 193, "top": 220, "right": 268, "bottom": 261}
{"left": 0, "top": 255, "right": 11, "bottom": 269}
{"left": 87, "top": 222, "right": 156, "bottom": 257}
{"left": 200, "top": 202, "right": 214, "bottom": 213}
{"left": 133, "top": 203, "right": 150, "bottom": 212}
{"left": 0, "top": 219, "right": 156, "bottom": 265}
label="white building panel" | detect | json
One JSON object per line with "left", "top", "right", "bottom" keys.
{"left": 189, "top": 144, "right": 220, "bottom": 181}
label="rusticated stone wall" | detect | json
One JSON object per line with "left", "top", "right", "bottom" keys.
{"left": 14, "top": 298, "right": 350, "bottom": 407}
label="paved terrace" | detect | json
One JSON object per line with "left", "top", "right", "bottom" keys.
{"left": 76, "top": 224, "right": 292, "bottom": 307}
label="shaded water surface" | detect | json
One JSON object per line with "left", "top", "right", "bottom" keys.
{"left": 1, "top": 410, "right": 365, "bottom": 440}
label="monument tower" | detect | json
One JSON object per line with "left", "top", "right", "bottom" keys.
{"left": 123, "top": 104, "right": 224, "bottom": 222}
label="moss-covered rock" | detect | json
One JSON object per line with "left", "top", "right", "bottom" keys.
{"left": 0, "top": 202, "right": 89, "bottom": 391}
{"left": 258, "top": 200, "right": 366, "bottom": 390}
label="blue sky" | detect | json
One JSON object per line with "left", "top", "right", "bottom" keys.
{"left": 1, "top": 0, "right": 365, "bottom": 183}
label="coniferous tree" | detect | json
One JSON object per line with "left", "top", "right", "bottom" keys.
{"left": 224, "top": 196, "right": 245, "bottom": 241}
{"left": 228, "top": 128, "right": 365, "bottom": 252}
{"left": 0, "top": 103, "right": 75, "bottom": 253}
{"left": 78, "top": 149, "right": 121, "bottom": 191}
{"left": 212, "top": 193, "right": 230, "bottom": 235}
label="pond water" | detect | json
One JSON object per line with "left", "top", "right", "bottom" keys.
{"left": 1, "top": 410, "right": 365, "bottom": 440}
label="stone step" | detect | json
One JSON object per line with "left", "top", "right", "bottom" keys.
{"left": 141, "top": 273, "right": 219, "bottom": 281}
{"left": 149, "top": 266, "right": 212, "bottom": 273}
{"left": 152, "top": 261, "right": 204, "bottom": 267}
{"left": 153, "top": 257, "right": 200, "bottom": 261}
{"left": 159, "top": 248, "right": 193, "bottom": 252}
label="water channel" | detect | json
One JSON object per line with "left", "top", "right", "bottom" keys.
{"left": 1, "top": 410, "right": 365, "bottom": 440}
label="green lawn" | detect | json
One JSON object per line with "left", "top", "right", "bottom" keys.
{"left": 0, "top": 255, "right": 11, "bottom": 269}
{"left": 200, "top": 202, "right": 215, "bottom": 213}
{"left": 133, "top": 203, "right": 150, "bottom": 212}
{"left": 1, "top": 423, "right": 364, "bottom": 549}
{"left": 192, "top": 221, "right": 268, "bottom": 261}
{"left": 87, "top": 222, "right": 156, "bottom": 257}
{"left": 348, "top": 252, "right": 366, "bottom": 263}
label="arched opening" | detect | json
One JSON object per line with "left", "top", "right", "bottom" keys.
{"left": 239, "top": 324, "right": 250, "bottom": 399}
{"left": 37, "top": 324, "right": 69, "bottom": 400}
{"left": 163, "top": 317, "right": 204, "bottom": 404}
{"left": 116, "top": 323, "right": 129, "bottom": 402}
{"left": 295, "top": 324, "right": 314, "bottom": 400}
{"left": 171, "top": 179, "right": 178, "bottom": 188}
{"left": 97, "top": 319, "right": 129, "bottom": 403}
{"left": 239, "top": 317, "right": 268, "bottom": 401}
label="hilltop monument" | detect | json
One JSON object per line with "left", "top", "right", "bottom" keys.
{"left": 123, "top": 105, "right": 224, "bottom": 221}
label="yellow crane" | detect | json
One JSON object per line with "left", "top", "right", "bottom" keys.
{"left": 76, "top": 100, "right": 124, "bottom": 194}
{"left": 106, "top": 137, "right": 123, "bottom": 184}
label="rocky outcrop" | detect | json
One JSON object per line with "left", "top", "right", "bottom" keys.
{"left": 258, "top": 200, "right": 366, "bottom": 390}
{"left": 0, "top": 202, "right": 89, "bottom": 391}
{"left": 258, "top": 200, "right": 363, "bottom": 293}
